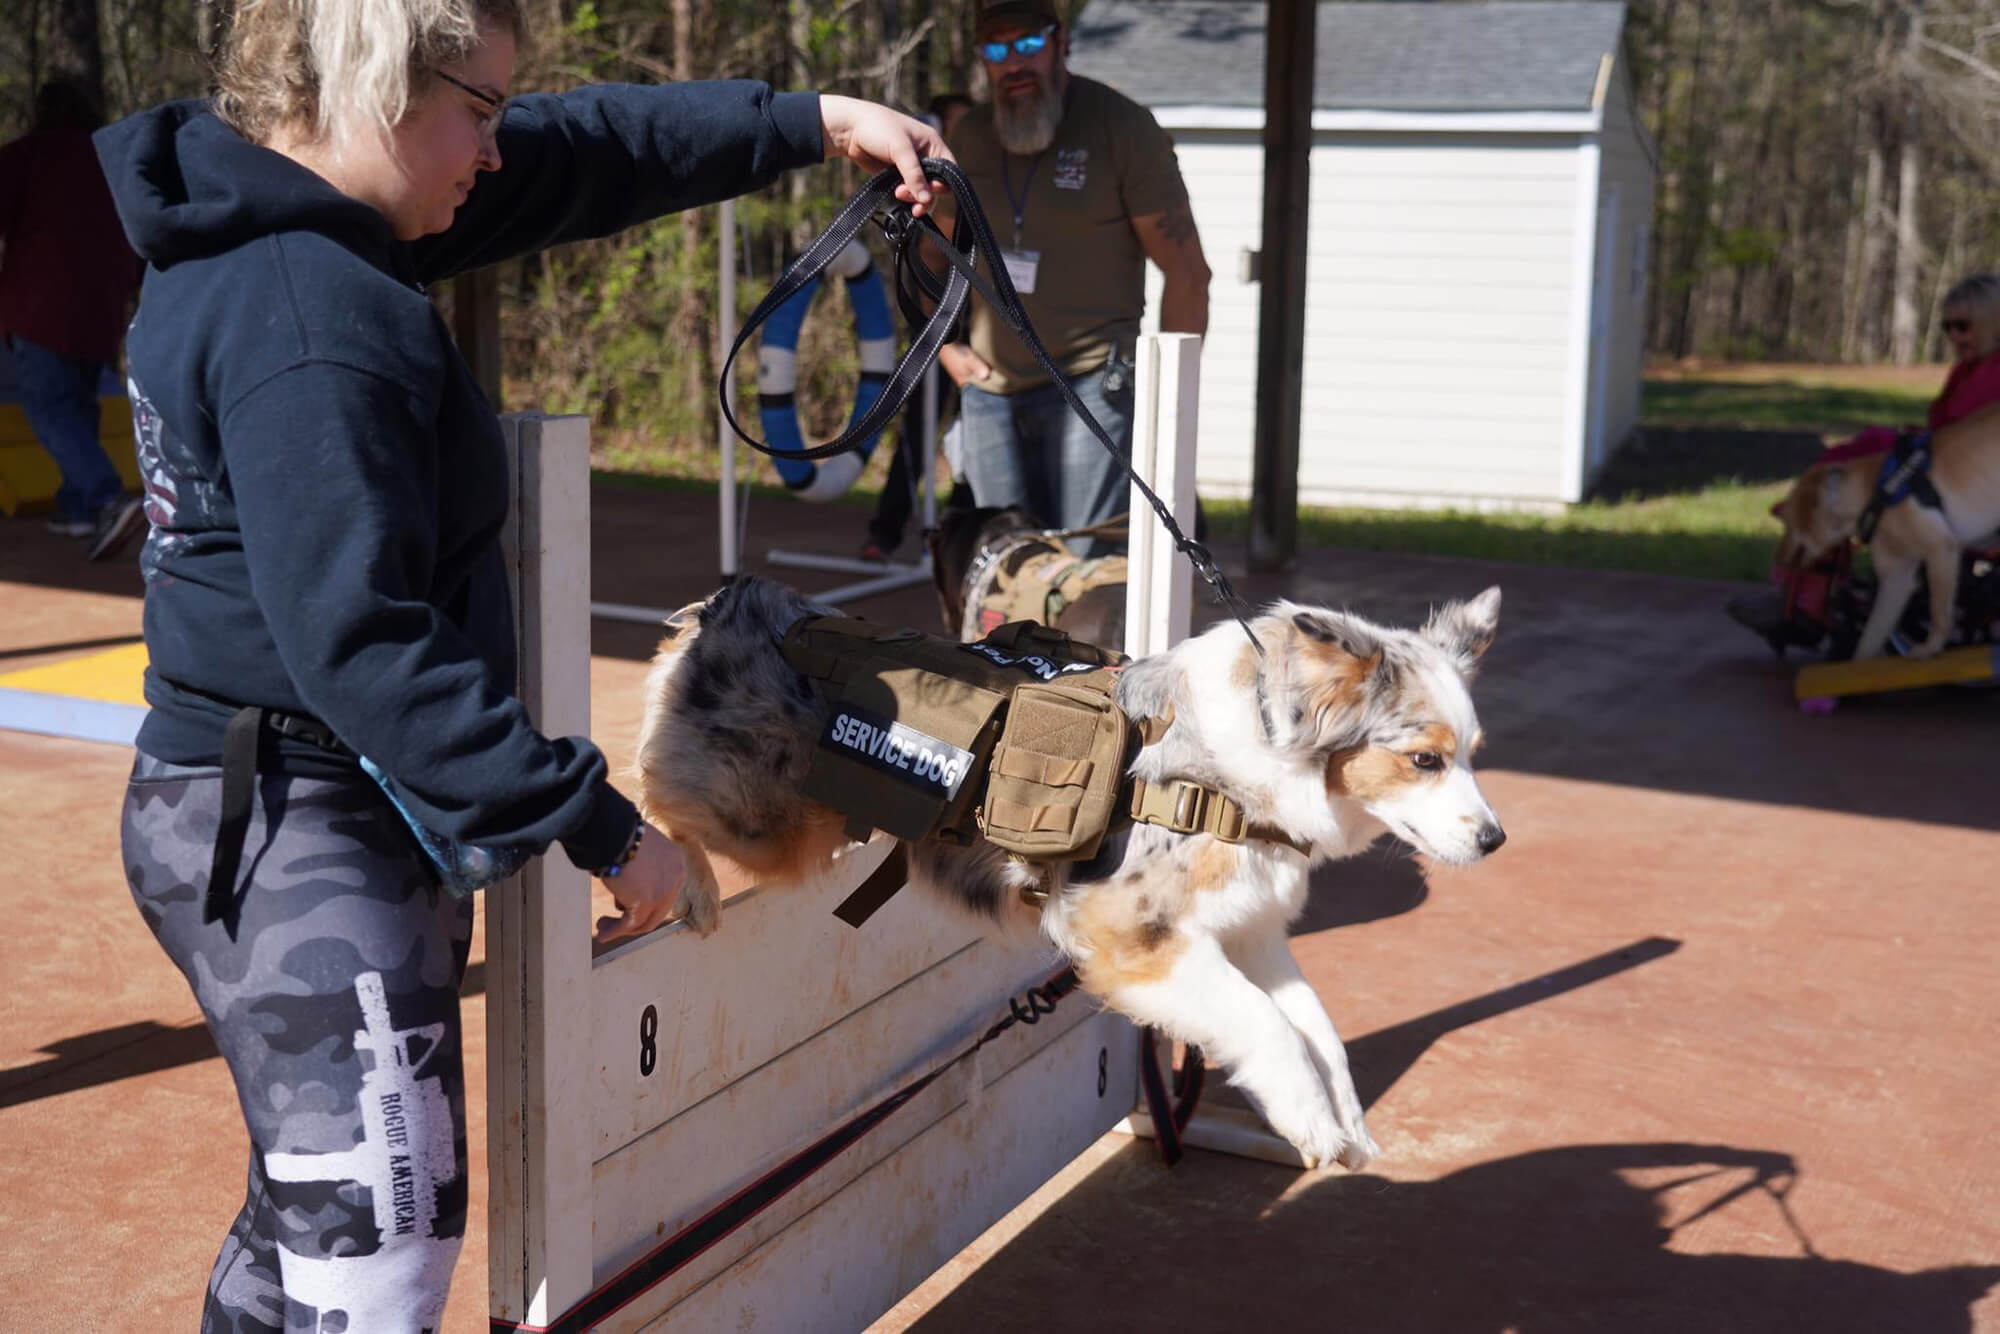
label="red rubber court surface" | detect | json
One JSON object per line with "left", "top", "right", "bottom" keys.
{"left": 4, "top": 484, "right": 1995, "bottom": 1332}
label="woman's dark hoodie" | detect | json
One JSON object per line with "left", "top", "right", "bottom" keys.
{"left": 94, "top": 82, "right": 822, "bottom": 869}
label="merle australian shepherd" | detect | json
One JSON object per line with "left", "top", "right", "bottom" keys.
{"left": 633, "top": 576, "right": 1505, "bottom": 1169}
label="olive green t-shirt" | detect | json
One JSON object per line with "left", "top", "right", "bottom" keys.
{"left": 948, "top": 75, "right": 1190, "bottom": 394}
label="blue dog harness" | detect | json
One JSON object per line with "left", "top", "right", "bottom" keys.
{"left": 1857, "top": 431, "right": 1945, "bottom": 542}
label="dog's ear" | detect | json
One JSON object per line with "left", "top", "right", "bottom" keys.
{"left": 1291, "top": 610, "right": 1381, "bottom": 663}
{"left": 1423, "top": 587, "right": 1501, "bottom": 675}
{"left": 1266, "top": 609, "right": 1392, "bottom": 750}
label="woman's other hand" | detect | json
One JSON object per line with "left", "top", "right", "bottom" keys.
{"left": 819, "top": 94, "right": 953, "bottom": 218}
{"left": 595, "top": 821, "right": 688, "bottom": 944}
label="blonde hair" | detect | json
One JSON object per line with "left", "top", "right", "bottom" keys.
{"left": 215, "top": 0, "right": 523, "bottom": 149}
{"left": 1943, "top": 273, "right": 2000, "bottom": 357}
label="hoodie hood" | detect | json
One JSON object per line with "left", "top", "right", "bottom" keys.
{"left": 94, "top": 100, "right": 406, "bottom": 276}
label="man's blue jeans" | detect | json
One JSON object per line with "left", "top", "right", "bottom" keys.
{"left": 9, "top": 335, "right": 120, "bottom": 521}
{"left": 959, "top": 363, "right": 1134, "bottom": 557}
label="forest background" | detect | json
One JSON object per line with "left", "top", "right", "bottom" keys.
{"left": 5, "top": 0, "right": 1998, "bottom": 481}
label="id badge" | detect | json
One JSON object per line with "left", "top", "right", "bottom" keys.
{"left": 1001, "top": 248, "right": 1041, "bottom": 295}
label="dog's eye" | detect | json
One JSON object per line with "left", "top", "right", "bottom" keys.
{"left": 1409, "top": 750, "right": 1443, "bottom": 771}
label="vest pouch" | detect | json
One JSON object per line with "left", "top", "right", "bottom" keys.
{"left": 981, "top": 680, "right": 1135, "bottom": 861}
{"left": 801, "top": 660, "right": 1007, "bottom": 843}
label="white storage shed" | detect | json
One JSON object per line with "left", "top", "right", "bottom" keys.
{"left": 1070, "top": 0, "right": 1657, "bottom": 510}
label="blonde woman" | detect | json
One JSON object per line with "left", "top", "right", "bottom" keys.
{"left": 94, "top": 0, "right": 946, "bottom": 1325}
{"left": 1933, "top": 272, "right": 2000, "bottom": 426}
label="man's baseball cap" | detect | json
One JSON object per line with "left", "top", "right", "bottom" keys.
{"left": 975, "top": 0, "right": 1060, "bottom": 35}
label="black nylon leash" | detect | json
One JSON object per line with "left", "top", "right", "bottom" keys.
{"left": 719, "top": 158, "right": 1267, "bottom": 656}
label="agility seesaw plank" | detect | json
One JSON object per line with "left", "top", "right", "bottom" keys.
{"left": 1794, "top": 643, "right": 2000, "bottom": 702}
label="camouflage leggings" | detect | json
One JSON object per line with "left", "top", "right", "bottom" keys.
{"left": 123, "top": 753, "right": 474, "bottom": 1333}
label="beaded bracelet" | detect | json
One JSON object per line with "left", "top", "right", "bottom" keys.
{"left": 595, "top": 817, "right": 645, "bottom": 879}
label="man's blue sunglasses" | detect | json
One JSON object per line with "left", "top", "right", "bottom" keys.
{"left": 980, "top": 25, "right": 1056, "bottom": 63}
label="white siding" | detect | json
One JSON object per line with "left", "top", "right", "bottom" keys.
{"left": 1143, "top": 134, "right": 1265, "bottom": 490}
{"left": 1148, "top": 95, "right": 1658, "bottom": 511}
{"left": 1588, "top": 62, "right": 1657, "bottom": 488}
{"left": 1155, "top": 129, "right": 1588, "bottom": 508}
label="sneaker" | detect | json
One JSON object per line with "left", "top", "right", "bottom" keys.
{"left": 87, "top": 496, "right": 147, "bottom": 562}
{"left": 859, "top": 540, "right": 893, "bottom": 563}
{"left": 44, "top": 514, "right": 94, "bottom": 538}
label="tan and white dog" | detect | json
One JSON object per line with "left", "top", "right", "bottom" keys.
{"left": 633, "top": 576, "right": 1506, "bottom": 1169}
{"left": 1776, "top": 405, "right": 2000, "bottom": 659}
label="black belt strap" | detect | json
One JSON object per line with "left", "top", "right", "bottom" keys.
{"left": 201, "top": 703, "right": 355, "bottom": 934}
{"left": 204, "top": 705, "right": 263, "bottom": 930}
{"left": 720, "top": 157, "right": 1266, "bottom": 657}
{"left": 832, "top": 843, "right": 910, "bottom": 928}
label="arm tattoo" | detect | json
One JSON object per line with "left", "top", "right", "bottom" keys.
{"left": 1156, "top": 203, "right": 1198, "bottom": 247}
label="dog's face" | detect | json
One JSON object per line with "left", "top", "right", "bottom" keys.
{"left": 1775, "top": 463, "right": 1862, "bottom": 566}
{"left": 1258, "top": 590, "right": 1506, "bottom": 865}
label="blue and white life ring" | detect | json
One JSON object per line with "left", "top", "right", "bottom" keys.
{"left": 755, "top": 238, "right": 896, "bottom": 500}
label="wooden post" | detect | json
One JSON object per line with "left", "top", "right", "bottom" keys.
{"left": 1125, "top": 334, "right": 1201, "bottom": 660}
{"left": 1249, "top": 0, "right": 1315, "bottom": 572}
{"left": 489, "top": 414, "right": 595, "bottom": 1325}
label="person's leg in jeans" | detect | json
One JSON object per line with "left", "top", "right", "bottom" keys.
{"left": 9, "top": 336, "right": 122, "bottom": 524}
{"left": 959, "top": 382, "right": 1053, "bottom": 522}
{"left": 124, "top": 754, "right": 473, "bottom": 1332}
{"left": 1046, "top": 366, "right": 1136, "bottom": 556}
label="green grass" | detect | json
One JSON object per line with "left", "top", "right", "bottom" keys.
{"left": 1640, "top": 372, "right": 1933, "bottom": 436}
{"left": 1196, "top": 366, "right": 1941, "bottom": 584}
{"left": 1202, "top": 484, "right": 1785, "bottom": 583}
{"left": 590, "top": 365, "right": 1948, "bottom": 586}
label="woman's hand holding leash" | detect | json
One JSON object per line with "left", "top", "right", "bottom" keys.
{"left": 596, "top": 820, "right": 690, "bottom": 944}
{"left": 819, "top": 95, "right": 953, "bottom": 218}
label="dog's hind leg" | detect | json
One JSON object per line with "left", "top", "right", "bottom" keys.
{"left": 1226, "top": 922, "right": 1378, "bottom": 1169}
{"left": 1090, "top": 937, "right": 1349, "bottom": 1169}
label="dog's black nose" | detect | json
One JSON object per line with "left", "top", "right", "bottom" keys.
{"left": 1476, "top": 823, "right": 1507, "bottom": 854}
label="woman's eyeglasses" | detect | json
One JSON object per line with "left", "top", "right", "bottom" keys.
{"left": 434, "top": 69, "right": 507, "bottom": 141}
{"left": 980, "top": 25, "right": 1056, "bottom": 64}
{"left": 1941, "top": 318, "right": 1972, "bottom": 335}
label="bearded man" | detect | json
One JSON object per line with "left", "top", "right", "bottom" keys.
{"left": 935, "top": 0, "right": 1211, "bottom": 555}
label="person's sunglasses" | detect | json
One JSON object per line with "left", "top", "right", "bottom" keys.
{"left": 980, "top": 25, "right": 1056, "bottom": 64}
{"left": 1941, "top": 318, "right": 1972, "bottom": 335}
{"left": 434, "top": 68, "right": 507, "bottom": 140}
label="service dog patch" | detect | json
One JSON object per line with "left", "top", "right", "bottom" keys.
{"left": 824, "top": 707, "right": 977, "bottom": 799}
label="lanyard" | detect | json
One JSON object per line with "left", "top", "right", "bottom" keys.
{"left": 998, "top": 83, "right": 1075, "bottom": 250}
{"left": 1000, "top": 150, "right": 1046, "bottom": 251}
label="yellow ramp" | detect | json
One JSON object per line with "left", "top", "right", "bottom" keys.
{"left": 1795, "top": 643, "right": 2000, "bottom": 701}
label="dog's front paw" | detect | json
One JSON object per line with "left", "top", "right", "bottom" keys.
{"left": 1264, "top": 1106, "right": 1350, "bottom": 1171}
{"left": 1334, "top": 1124, "right": 1381, "bottom": 1171}
{"left": 678, "top": 881, "right": 722, "bottom": 937}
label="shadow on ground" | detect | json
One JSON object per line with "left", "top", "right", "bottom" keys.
{"left": 1586, "top": 425, "right": 1828, "bottom": 501}
{"left": 0, "top": 959, "right": 489, "bottom": 1110}
{"left": 902, "top": 1138, "right": 2000, "bottom": 1334}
